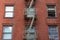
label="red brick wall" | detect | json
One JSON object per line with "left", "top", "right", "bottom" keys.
{"left": 0, "top": 0, "right": 25, "bottom": 40}
{"left": 0, "top": 0, "right": 59, "bottom": 40}
{"left": 35, "top": 0, "right": 58, "bottom": 40}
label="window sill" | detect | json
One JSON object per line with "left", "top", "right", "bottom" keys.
{"left": 4, "top": 17, "right": 14, "bottom": 19}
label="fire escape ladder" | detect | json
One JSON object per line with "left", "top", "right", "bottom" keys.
{"left": 29, "top": 0, "right": 34, "bottom": 8}
{"left": 27, "top": 0, "right": 34, "bottom": 31}
{"left": 28, "top": 0, "right": 35, "bottom": 30}
{"left": 26, "top": 0, "right": 36, "bottom": 40}
{"left": 28, "top": 16, "right": 35, "bottom": 31}
{"left": 24, "top": 0, "right": 36, "bottom": 40}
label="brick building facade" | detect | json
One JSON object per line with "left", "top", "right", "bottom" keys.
{"left": 0, "top": 0, "right": 60, "bottom": 40}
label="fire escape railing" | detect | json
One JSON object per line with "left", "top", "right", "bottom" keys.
{"left": 24, "top": 0, "right": 36, "bottom": 40}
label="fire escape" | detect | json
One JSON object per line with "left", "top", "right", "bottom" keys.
{"left": 24, "top": 0, "right": 36, "bottom": 40}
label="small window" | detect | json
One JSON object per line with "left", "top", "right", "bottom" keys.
{"left": 25, "top": 8, "right": 35, "bottom": 17}
{"left": 48, "top": 25, "right": 58, "bottom": 40}
{"left": 25, "top": 0, "right": 35, "bottom": 18}
{"left": 2, "top": 25, "right": 12, "bottom": 40}
{"left": 47, "top": 5, "right": 56, "bottom": 18}
{"left": 5, "top": 5, "right": 14, "bottom": 18}
{"left": 24, "top": 25, "right": 36, "bottom": 40}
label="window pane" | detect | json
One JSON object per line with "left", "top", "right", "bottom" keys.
{"left": 5, "top": 12, "right": 13, "bottom": 17}
{"left": 47, "top": 5, "right": 56, "bottom": 17}
{"left": 24, "top": 25, "right": 36, "bottom": 40}
{"left": 3, "top": 34, "right": 12, "bottom": 39}
{"left": 48, "top": 25, "right": 58, "bottom": 40}
{"left": 47, "top": 5, "right": 55, "bottom": 8}
{"left": 25, "top": 8, "right": 35, "bottom": 17}
{"left": 3, "top": 27, "right": 12, "bottom": 33}
{"left": 5, "top": 6, "right": 14, "bottom": 11}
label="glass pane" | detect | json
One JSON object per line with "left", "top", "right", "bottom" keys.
{"left": 5, "top": 12, "right": 13, "bottom": 17}
{"left": 47, "top": 5, "right": 55, "bottom": 8}
{"left": 5, "top": 6, "right": 14, "bottom": 11}
{"left": 3, "top": 26, "right": 12, "bottom": 33}
{"left": 48, "top": 25, "right": 58, "bottom": 40}
{"left": 3, "top": 34, "right": 12, "bottom": 39}
{"left": 25, "top": 8, "right": 35, "bottom": 17}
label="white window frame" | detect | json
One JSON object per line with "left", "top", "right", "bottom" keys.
{"left": 5, "top": 5, "right": 14, "bottom": 18}
{"left": 47, "top": 5, "right": 56, "bottom": 17}
{"left": 2, "top": 25, "right": 13, "bottom": 40}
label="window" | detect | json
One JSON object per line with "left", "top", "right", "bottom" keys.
{"left": 25, "top": 8, "right": 35, "bottom": 17}
{"left": 48, "top": 25, "right": 58, "bottom": 40}
{"left": 2, "top": 25, "right": 12, "bottom": 40}
{"left": 47, "top": 5, "right": 56, "bottom": 17}
{"left": 5, "top": 5, "right": 14, "bottom": 18}
{"left": 24, "top": 25, "right": 36, "bottom": 40}
{"left": 25, "top": 0, "right": 35, "bottom": 18}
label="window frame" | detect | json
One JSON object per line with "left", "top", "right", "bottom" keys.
{"left": 48, "top": 25, "right": 59, "bottom": 40}
{"left": 24, "top": 25, "right": 36, "bottom": 40}
{"left": 47, "top": 5, "right": 56, "bottom": 18}
{"left": 2, "top": 25, "right": 13, "bottom": 40}
{"left": 4, "top": 5, "right": 14, "bottom": 18}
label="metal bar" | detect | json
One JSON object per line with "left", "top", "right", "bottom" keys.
{"left": 29, "top": 16, "right": 35, "bottom": 30}
{"left": 29, "top": 0, "right": 34, "bottom": 8}
{"left": 28, "top": 0, "right": 35, "bottom": 33}
{"left": 28, "top": 0, "right": 35, "bottom": 30}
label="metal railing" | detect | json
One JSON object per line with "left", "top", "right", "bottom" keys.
{"left": 24, "top": 0, "right": 36, "bottom": 40}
